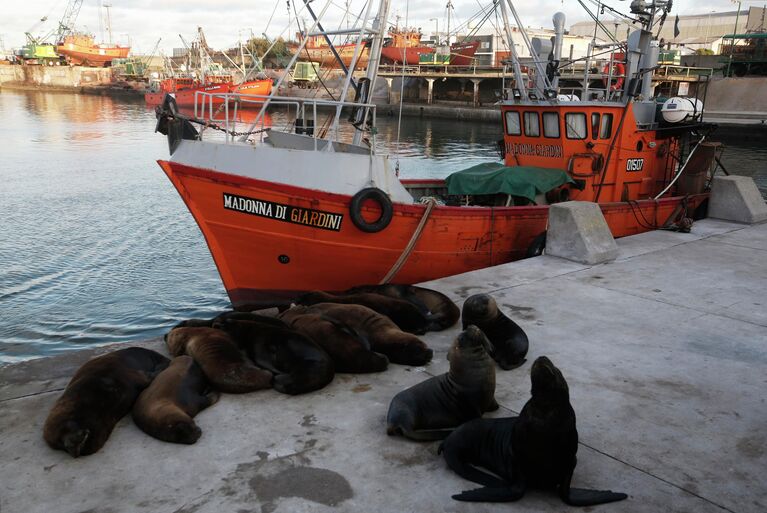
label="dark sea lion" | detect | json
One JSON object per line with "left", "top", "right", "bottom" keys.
{"left": 385, "top": 325, "right": 497, "bottom": 441}
{"left": 172, "top": 318, "right": 215, "bottom": 330}
{"left": 43, "top": 347, "right": 170, "bottom": 457}
{"left": 212, "top": 310, "right": 288, "bottom": 329}
{"left": 295, "top": 290, "right": 432, "bottom": 334}
{"left": 278, "top": 306, "right": 389, "bottom": 373}
{"left": 216, "top": 318, "right": 335, "bottom": 395}
{"left": 439, "top": 356, "right": 628, "bottom": 506}
{"left": 165, "top": 327, "right": 273, "bottom": 393}
{"left": 461, "top": 293, "right": 529, "bottom": 370}
{"left": 132, "top": 356, "right": 219, "bottom": 444}
{"left": 301, "top": 303, "right": 433, "bottom": 366}
{"left": 347, "top": 284, "right": 460, "bottom": 331}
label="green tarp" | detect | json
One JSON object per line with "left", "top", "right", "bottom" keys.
{"left": 445, "top": 162, "right": 574, "bottom": 203}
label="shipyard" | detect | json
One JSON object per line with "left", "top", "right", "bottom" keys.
{"left": 0, "top": 0, "right": 766, "bottom": 512}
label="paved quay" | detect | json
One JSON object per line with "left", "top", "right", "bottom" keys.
{"left": 1, "top": 218, "right": 765, "bottom": 513}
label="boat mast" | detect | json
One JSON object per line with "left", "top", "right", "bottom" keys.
{"left": 496, "top": 0, "right": 528, "bottom": 100}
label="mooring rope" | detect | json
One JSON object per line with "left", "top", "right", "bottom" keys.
{"left": 379, "top": 197, "right": 437, "bottom": 284}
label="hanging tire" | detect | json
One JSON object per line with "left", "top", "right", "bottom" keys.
{"left": 350, "top": 187, "right": 393, "bottom": 233}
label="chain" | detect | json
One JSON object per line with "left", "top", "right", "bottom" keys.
{"left": 185, "top": 116, "right": 270, "bottom": 137}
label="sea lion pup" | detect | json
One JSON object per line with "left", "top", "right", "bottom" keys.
{"left": 216, "top": 317, "right": 335, "bottom": 395}
{"left": 386, "top": 325, "right": 497, "bottom": 441}
{"left": 295, "top": 290, "right": 432, "bottom": 334}
{"left": 461, "top": 294, "right": 529, "bottom": 370}
{"left": 132, "top": 356, "right": 219, "bottom": 444}
{"left": 347, "top": 284, "right": 460, "bottom": 332}
{"left": 278, "top": 306, "right": 389, "bottom": 373}
{"left": 301, "top": 303, "right": 433, "bottom": 366}
{"left": 439, "top": 356, "right": 628, "bottom": 506}
{"left": 165, "top": 327, "right": 273, "bottom": 393}
{"left": 43, "top": 347, "right": 170, "bottom": 458}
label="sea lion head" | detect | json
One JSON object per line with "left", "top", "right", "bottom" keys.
{"left": 448, "top": 325, "right": 494, "bottom": 363}
{"left": 165, "top": 327, "right": 208, "bottom": 356}
{"left": 59, "top": 420, "right": 91, "bottom": 458}
{"left": 530, "top": 356, "right": 569, "bottom": 401}
{"left": 166, "top": 420, "right": 202, "bottom": 445}
{"left": 462, "top": 294, "right": 498, "bottom": 323}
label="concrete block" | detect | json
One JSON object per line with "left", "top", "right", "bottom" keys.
{"left": 708, "top": 175, "right": 767, "bottom": 224}
{"left": 547, "top": 201, "right": 618, "bottom": 265}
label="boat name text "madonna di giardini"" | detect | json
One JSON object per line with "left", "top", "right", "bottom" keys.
{"left": 223, "top": 193, "right": 344, "bottom": 231}
{"left": 504, "top": 142, "right": 564, "bottom": 158}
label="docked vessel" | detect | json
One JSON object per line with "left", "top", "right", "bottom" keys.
{"left": 155, "top": 0, "right": 716, "bottom": 309}
{"left": 297, "top": 35, "right": 370, "bottom": 68}
{"left": 381, "top": 28, "right": 434, "bottom": 64}
{"left": 145, "top": 76, "right": 273, "bottom": 108}
{"left": 56, "top": 34, "right": 130, "bottom": 66}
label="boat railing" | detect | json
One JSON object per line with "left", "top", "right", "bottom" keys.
{"left": 192, "top": 90, "right": 378, "bottom": 149}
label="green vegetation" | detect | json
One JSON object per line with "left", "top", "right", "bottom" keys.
{"left": 246, "top": 37, "right": 294, "bottom": 59}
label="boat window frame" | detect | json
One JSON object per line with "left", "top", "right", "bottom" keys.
{"left": 523, "top": 111, "right": 540, "bottom": 137}
{"left": 591, "top": 113, "right": 601, "bottom": 140}
{"left": 600, "top": 113, "right": 614, "bottom": 139}
{"left": 504, "top": 110, "right": 521, "bottom": 136}
{"left": 542, "top": 112, "right": 560, "bottom": 138}
{"left": 564, "top": 112, "right": 588, "bottom": 140}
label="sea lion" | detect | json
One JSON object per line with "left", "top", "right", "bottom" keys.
{"left": 172, "top": 318, "right": 215, "bottom": 329}
{"left": 165, "top": 327, "right": 273, "bottom": 393}
{"left": 43, "top": 347, "right": 170, "bottom": 457}
{"left": 216, "top": 317, "right": 335, "bottom": 395}
{"left": 301, "top": 303, "right": 433, "bottom": 366}
{"left": 278, "top": 306, "right": 389, "bottom": 373}
{"left": 132, "top": 356, "right": 219, "bottom": 444}
{"left": 212, "top": 310, "right": 288, "bottom": 329}
{"left": 347, "top": 284, "right": 460, "bottom": 331}
{"left": 461, "top": 294, "right": 529, "bottom": 370}
{"left": 439, "top": 356, "right": 628, "bottom": 506}
{"left": 385, "top": 325, "right": 497, "bottom": 441}
{"left": 295, "top": 290, "right": 433, "bottom": 334}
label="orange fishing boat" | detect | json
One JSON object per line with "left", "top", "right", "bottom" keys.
{"left": 296, "top": 34, "right": 370, "bottom": 68}
{"left": 155, "top": 0, "right": 715, "bottom": 309}
{"left": 56, "top": 34, "right": 130, "bottom": 67}
{"left": 146, "top": 77, "right": 273, "bottom": 108}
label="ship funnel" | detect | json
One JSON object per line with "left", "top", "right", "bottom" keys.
{"left": 551, "top": 12, "right": 566, "bottom": 89}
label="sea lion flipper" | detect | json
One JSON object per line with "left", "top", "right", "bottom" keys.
{"left": 564, "top": 488, "right": 628, "bottom": 506}
{"left": 451, "top": 485, "right": 524, "bottom": 503}
{"left": 400, "top": 428, "right": 455, "bottom": 441}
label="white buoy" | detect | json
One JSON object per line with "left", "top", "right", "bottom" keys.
{"left": 661, "top": 97, "right": 704, "bottom": 123}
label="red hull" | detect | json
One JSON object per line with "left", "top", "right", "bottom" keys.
{"left": 381, "top": 46, "right": 434, "bottom": 64}
{"left": 450, "top": 41, "right": 480, "bottom": 65}
{"left": 146, "top": 79, "right": 272, "bottom": 107}
{"left": 157, "top": 160, "right": 706, "bottom": 308}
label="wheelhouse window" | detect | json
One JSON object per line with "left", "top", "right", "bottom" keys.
{"left": 505, "top": 111, "right": 521, "bottom": 136}
{"left": 542, "top": 112, "right": 560, "bottom": 138}
{"left": 524, "top": 112, "right": 540, "bottom": 137}
{"left": 565, "top": 112, "right": 587, "bottom": 139}
{"left": 600, "top": 113, "right": 614, "bottom": 139}
{"left": 591, "top": 113, "right": 600, "bottom": 140}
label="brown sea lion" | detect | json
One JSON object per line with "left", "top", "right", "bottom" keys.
{"left": 132, "top": 356, "right": 220, "bottom": 444}
{"left": 439, "top": 356, "right": 628, "bottom": 506}
{"left": 165, "top": 327, "right": 273, "bottom": 393}
{"left": 301, "top": 303, "right": 433, "bottom": 366}
{"left": 278, "top": 306, "right": 389, "bottom": 373}
{"left": 43, "top": 347, "right": 170, "bottom": 457}
{"left": 295, "top": 290, "right": 433, "bottom": 334}
{"left": 212, "top": 310, "right": 287, "bottom": 329}
{"left": 462, "top": 294, "right": 529, "bottom": 370}
{"left": 346, "top": 284, "right": 460, "bottom": 331}
{"left": 385, "top": 325, "right": 497, "bottom": 441}
{"left": 216, "top": 317, "right": 335, "bottom": 395}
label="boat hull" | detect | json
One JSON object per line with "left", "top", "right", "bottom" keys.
{"left": 56, "top": 35, "right": 130, "bottom": 66}
{"left": 381, "top": 46, "right": 434, "bottom": 64}
{"left": 157, "top": 160, "right": 706, "bottom": 309}
{"left": 450, "top": 41, "right": 480, "bottom": 65}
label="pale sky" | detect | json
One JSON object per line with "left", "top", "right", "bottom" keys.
{"left": 0, "top": 0, "right": 746, "bottom": 55}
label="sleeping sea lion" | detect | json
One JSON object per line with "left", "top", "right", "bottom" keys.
{"left": 461, "top": 294, "right": 529, "bottom": 370}
{"left": 385, "top": 325, "right": 497, "bottom": 441}
{"left": 132, "top": 355, "right": 219, "bottom": 444}
{"left": 43, "top": 347, "right": 170, "bottom": 457}
{"left": 347, "top": 284, "right": 460, "bottom": 331}
{"left": 301, "top": 303, "right": 433, "bottom": 366}
{"left": 295, "top": 290, "right": 432, "bottom": 334}
{"left": 165, "top": 327, "right": 273, "bottom": 393}
{"left": 216, "top": 317, "right": 335, "bottom": 395}
{"left": 439, "top": 356, "right": 628, "bottom": 506}
{"left": 278, "top": 306, "right": 389, "bottom": 373}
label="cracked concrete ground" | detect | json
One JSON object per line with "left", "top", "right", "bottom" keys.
{"left": 1, "top": 219, "right": 765, "bottom": 513}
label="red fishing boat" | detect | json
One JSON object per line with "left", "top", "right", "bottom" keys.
{"left": 381, "top": 28, "right": 434, "bottom": 64}
{"left": 449, "top": 40, "right": 480, "bottom": 65}
{"left": 155, "top": 0, "right": 715, "bottom": 309}
{"left": 146, "top": 77, "right": 273, "bottom": 107}
{"left": 296, "top": 34, "right": 370, "bottom": 68}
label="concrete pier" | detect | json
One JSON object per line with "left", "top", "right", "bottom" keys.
{"left": 1, "top": 219, "right": 766, "bottom": 513}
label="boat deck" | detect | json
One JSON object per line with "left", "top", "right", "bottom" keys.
{"left": 1, "top": 218, "right": 765, "bottom": 513}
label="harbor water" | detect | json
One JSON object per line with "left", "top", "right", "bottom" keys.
{"left": 1, "top": 89, "right": 765, "bottom": 363}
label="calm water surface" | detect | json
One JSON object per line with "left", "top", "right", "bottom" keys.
{"left": 1, "top": 90, "right": 765, "bottom": 363}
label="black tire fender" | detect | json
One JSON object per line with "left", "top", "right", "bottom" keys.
{"left": 349, "top": 187, "right": 393, "bottom": 233}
